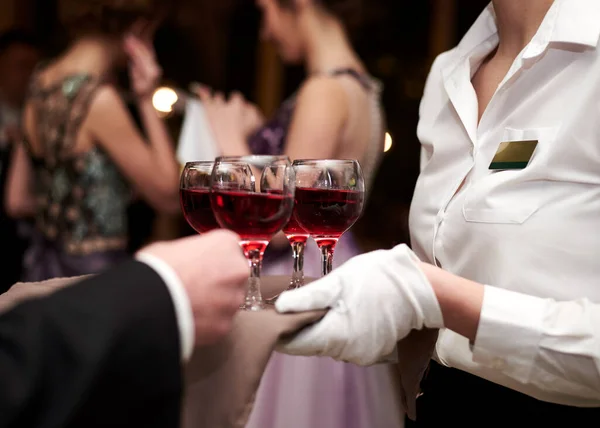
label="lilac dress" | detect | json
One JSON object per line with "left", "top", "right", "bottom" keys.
{"left": 245, "top": 70, "right": 404, "bottom": 428}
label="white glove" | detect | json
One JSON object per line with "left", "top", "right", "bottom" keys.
{"left": 275, "top": 244, "right": 444, "bottom": 365}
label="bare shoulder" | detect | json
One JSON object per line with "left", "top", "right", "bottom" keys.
{"left": 295, "top": 75, "right": 348, "bottom": 105}
{"left": 88, "top": 84, "right": 127, "bottom": 114}
{"left": 285, "top": 75, "right": 350, "bottom": 158}
{"left": 84, "top": 84, "right": 139, "bottom": 145}
{"left": 86, "top": 84, "right": 132, "bottom": 134}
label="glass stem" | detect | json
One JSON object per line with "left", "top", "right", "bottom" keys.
{"left": 320, "top": 244, "right": 335, "bottom": 276}
{"left": 245, "top": 248, "right": 264, "bottom": 310}
{"left": 291, "top": 241, "right": 305, "bottom": 288}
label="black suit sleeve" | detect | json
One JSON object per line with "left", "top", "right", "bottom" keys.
{"left": 0, "top": 261, "right": 183, "bottom": 428}
{"left": 0, "top": 144, "right": 26, "bottom": 293}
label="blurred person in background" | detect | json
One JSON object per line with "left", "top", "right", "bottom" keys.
{"left": 0, "top": 29, "right": 40, "bottom": 293}
{"left": 0, "top": 30, "right": 39, "bottom": 141}
{"left": 4, "top": 0, "right": 180, "bottom": 282}
{"left": 195, "top": 0, "right": 402, "bottom": 426}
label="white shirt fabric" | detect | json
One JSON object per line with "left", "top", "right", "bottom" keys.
{"left": 135, "top": 253, "right": 195, "bottom": 363}
{"left": 176, "top": 98, "right": 220, "bottom": 165}
{"left": 409, "top": 0, "right": 600, "bottom": 406}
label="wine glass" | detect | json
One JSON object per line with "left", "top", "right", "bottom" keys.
{"left": 211, "top": 155, "right": 294, "bottom": 311}
{"left": 292, "top": 159, "right": 365, "bottom": 276}
{"left": 264, "top": 185, "right": 310, "bottom": 305}
{"left": 180, "top": 161, "right": 220, "bottom": 234}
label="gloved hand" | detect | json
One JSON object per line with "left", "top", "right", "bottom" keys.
{"left": 275, "top": 244, "right": 444, "bottom": 365}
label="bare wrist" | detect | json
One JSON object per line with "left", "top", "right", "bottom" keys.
{"left": 419, "top": 262, "right": 484, "bottom": 341}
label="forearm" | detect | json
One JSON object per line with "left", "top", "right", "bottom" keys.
{"left": 5, "top": 144, "right": 36, "bottom": 218}
{"left": 419, "top": 262, "right": 600, "bottom": 397}
{"left": 418, "top": 262, "right": 483, "bottom": 341}
{"left": 5, "top": 187, "right": 35, "bottom": 218}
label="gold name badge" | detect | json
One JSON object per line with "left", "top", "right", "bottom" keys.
{"left": 489, "top": 140, "right": 538, "bottom": 170}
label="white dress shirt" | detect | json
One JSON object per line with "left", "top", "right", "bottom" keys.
{"left": 409, "top": 0, "right": 600, "bottom": 406}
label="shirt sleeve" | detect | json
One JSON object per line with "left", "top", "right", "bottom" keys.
{"left": 419, "top": 146, "right": 430, "bottom": 173}
{"left": 135, "top": 252, "right": 195, "bottom": 362}
{"left": 472, "top": 285, "right": 600, "bottom": 399}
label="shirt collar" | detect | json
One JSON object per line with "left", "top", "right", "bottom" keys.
{"left": 453, "top": 3, "right": 498, "bottom": 61}
{"left": 549, "top": 0, "right": 600, "bottom": 48}
{"left": 453, "top": 0, "right": 600, "bottom": 63}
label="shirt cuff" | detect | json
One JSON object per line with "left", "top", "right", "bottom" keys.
{"left": 472, "top": 285, "right": 548, "bottom": 382}
{"left": 135, "top": 252, "right": 195, "bottom": 362}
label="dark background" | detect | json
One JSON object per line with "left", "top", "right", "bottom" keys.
{"left": 4, "top": 0, "right": 490, "bottom": 251}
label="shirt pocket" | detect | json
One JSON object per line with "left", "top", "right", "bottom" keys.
{"left": 462, "top": 127, "right": 558, "bottom": 225}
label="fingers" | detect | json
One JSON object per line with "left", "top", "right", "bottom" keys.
{"left": 124, "top": 35, "right": 143, "bottom": 57}
{"left": 200, "top": 229, "right": 248, "bottom": 285}
{"left": 191, "top": 84, "right": 226, "bottom": 107}
{"left": 191, "top": 83, "right": 213, "bottom": 103}
{"left": 275, "top": 312, "right": 346, "bottom": 357}
{"left": 276, "top": 324, "right": 329, "bottom": 356}
{"left": 275, "top": 276, "right": 342, "bottom": 313}
{"left": 171, "top": 230, "right": 242, "bottom": 256}
{"left": 228, "top": 91, "right": 245, "bottom": 105}
{"left": 125, "top": 35, "right": 162, "bottom": 96}
{"left": 125, "top": 35, "right": 157, "bottom": 67}
{"left": 124, "top": 35, "right": 158, "bottom": 72}
{"left": 191, "top": 86, "right": 253, "bottom": 114}
{"left": 202, "top": 228, "right": 242, "bottom": 242}
{"left": 213, "top": 91, "right": 225, "bottom": 104}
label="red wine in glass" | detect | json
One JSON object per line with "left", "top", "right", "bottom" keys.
{"left": 212, "top": 190, "right": 293, "bottom": 255}
{"left": 278, "top": 209, "right": 310, "bottom": 296}
{"left": 294, "top": 171, "right": 364, "bottom": 275}
{"left": 212, "top": 156, "right": 293, "bottom": 311}
{"left": 282, "top": 213, "right": 309, "bottom": 245}
{"left": 180, "top": 188, "right": 220, "bottom": 233}
{"left": 294, "top": 187, "right": 364, "bottom": 240}
{"left": 292, "top": 157, "right": 365, "bottom": 277}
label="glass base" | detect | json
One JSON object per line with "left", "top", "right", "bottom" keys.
{"left": 240, "top": 302, "right": 264, "bottom": 311}
{"left": 264, "top": 276, "right": 305, "bottom": 305}
{"left": 240, "top": 292, "right": 265, "bottom": 311}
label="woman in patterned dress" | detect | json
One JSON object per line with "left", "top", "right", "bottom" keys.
{"left": 5, "top": 1, "right": 180, "bottom": 281}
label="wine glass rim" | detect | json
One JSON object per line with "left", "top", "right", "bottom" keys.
{"left": 184, "top": 160, "right": 215, "bottom": 167}
{"left": 212, "top": 160, "right": 290, "bottom": 169}
{"left": 216, "top": 155, "right": 290, "bottom": 162}
{"left": 292, "top": 159, "right": 360, "bottom": 165}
